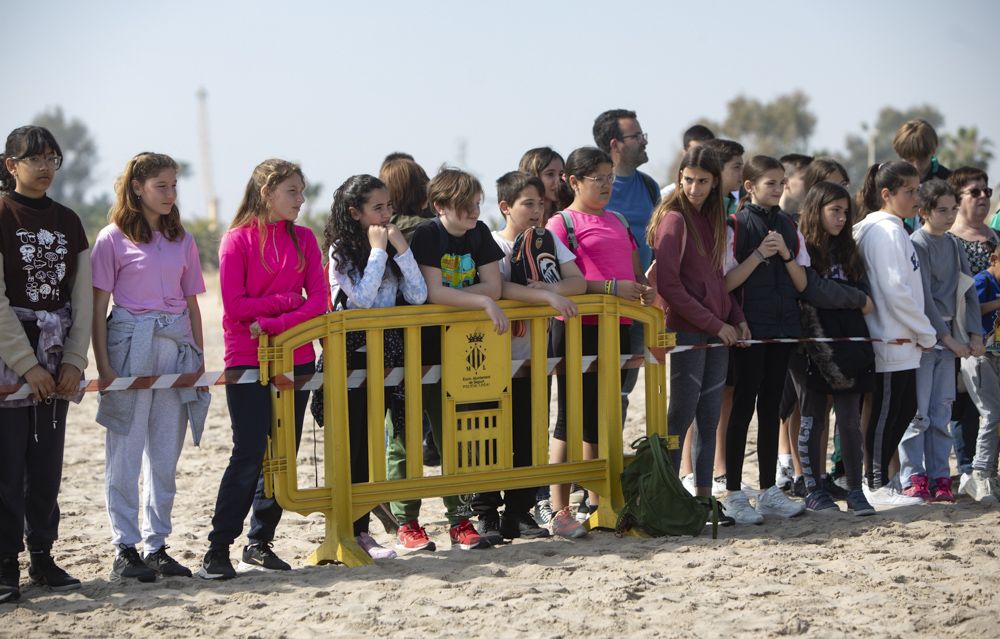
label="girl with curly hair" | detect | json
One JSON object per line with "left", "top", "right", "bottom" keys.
{"left": 323, "top": 174, "right": 426, "bottom": 558}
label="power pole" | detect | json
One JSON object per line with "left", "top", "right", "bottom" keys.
{"left": 196, "top": 87, "right": 219, "bottom": 231}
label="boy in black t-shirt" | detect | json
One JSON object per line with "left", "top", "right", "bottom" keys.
{"left": 386, "top": 168, "right": 506, "bottom": 552}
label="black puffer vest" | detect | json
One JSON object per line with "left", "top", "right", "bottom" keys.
{"left": 729, "top": 204, "right": 802, "bottom": 339}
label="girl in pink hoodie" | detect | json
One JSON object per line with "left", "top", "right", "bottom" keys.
{"left": 198, "top": 159, "right": 325, "bottom": 580}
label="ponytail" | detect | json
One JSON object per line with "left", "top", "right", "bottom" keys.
{"left": 231, "top": 159, "right": 307, "bottom": 273}
{"left": 737, "top": 155, "right": 784, "bottom": 211}
{"left": 856, "top": 161, "right": 918, "bottom": 218}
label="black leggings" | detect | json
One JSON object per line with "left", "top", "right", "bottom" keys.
{"left": 726, "top": 343, "right": 794, "bottom": 491}
{"left": 552, "top": 322, "right": 629, "bottom": 445}
{"left": 865, "top": 370, "right": 917, "bottom": 489}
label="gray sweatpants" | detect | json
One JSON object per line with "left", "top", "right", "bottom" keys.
{"left": 105, "top": 335, "right": 187, "bottom": 554}
{"left": 961, "top": 355, "right": 1000, "bottom": 474}
{"left": 667, "top": 332, "right": 728, "bottom": 488}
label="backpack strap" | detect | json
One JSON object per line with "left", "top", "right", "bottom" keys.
{"left": 557, "top": 210, "right": 577, "bottom": 253}
{"left": 638, "top": 171, "right": 661, "bottom": 208}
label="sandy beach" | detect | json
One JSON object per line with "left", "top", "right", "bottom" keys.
{"left": 4, "top": 277, "right": 1000, "bottom": 639}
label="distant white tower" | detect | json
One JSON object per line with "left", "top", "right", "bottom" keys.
{"left": 196, "top": 87, "right": 219, "bottom": 231}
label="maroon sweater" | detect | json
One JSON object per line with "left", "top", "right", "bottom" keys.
{"left": 653, "top": 210, "right": 744, "bottom": 335}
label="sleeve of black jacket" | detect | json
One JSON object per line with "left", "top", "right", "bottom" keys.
{"left": 799, "top": 268, "right": 868, "bottom": 310}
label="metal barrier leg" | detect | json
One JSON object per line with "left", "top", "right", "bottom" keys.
{"left": 308, "top": 512, "right": 372, "bottom": 567}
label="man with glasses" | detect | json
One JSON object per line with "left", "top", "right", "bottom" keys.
{"left": 592, "top": 109, "right": 659, "bottom": 438}
{"left": 592, "top": 109, "right": 659, "bottom": 268}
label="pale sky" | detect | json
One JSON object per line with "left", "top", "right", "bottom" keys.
{"left": 5, "top": 0, "right": 998, "bottom": 227}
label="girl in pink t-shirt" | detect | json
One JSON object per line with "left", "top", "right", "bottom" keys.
{"left": 91, "top": 152, "right": 207, "bottom": 581}
{"left": 544, "top": 146, "right": 653, "bottom": 530}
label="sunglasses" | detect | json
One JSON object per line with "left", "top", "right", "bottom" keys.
{"left": 962, "top": 187, "right": 993, "bottom": 199}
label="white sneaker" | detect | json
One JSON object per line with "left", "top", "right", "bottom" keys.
{"left": 755, "top": 485, "right": 806, "bottom": 518}
{"left": 681, "top": 473, "right": 696, "bottom": 496}
{"left": 960, "top": 470, "right": 997, "bottom": 504}
{"left": 712, "top": 475, "right": 728, "bottom": 498}
{"left": 863, "top": 483, "right": 925, "bottom": 508}
{"left": 723, "top": 490, "right": 764, "bottom": 525}
{"left": 775, "top": 464, "right": 793, "bottom": 490}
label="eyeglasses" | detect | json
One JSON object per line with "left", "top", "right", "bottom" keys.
{"left": 12, "top": 154, "right": 63, "bottom": 170}
{"left": 620, "top": 132, "right": 648, "bottom": 144}
{"left": 580, "top": 174, "right": 615, "bottom": 186}
{"left": 962, "top": 187, "right": 993, "bottom": 199}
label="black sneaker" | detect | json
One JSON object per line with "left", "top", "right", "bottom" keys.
{"left": 822, "top": 474, "right": 850, "bottom": 501}
{"left": 0, "top": 556, "right": 20, "bottom": 603}
{"left": 237, "top": 542, "right": 291, "bottom": 573}
{"left": 698, "top": 497, "right": 735, "bottom": 527}
{"left": 110, "top": 545, "right": 156, "bottom": 583}
{"left": 422, "top": 430, "right": 441, "bottom": 467}
{"left": 500, "top": 511, "right": 550, "bottom": 540}
{"left": 29, "top": 550, "right": 81, "bottom": 591}
{"left": 792, "top": 475, "right": 808, "bottom": 498}
{"left": 144, "top": 546, "right": 192, "bottom": 578}
{"left": 197, "top": 547, "right": 236, "bottom": 580}
{"left": 475, "top": 511, "right": 506, "bottom": 546}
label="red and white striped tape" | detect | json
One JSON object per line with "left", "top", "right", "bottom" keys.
{"left": 0, "top": 336, "right": 943, "bottom": 402}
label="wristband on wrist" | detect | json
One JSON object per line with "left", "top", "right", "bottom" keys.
{"left": 752, "top": 248, "right": 766, "bottom": 263}
{"left": 782, "top": 252, "right": 794, "bottom": 263}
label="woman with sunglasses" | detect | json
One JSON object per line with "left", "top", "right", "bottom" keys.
{"left": 947, "top": 167, "right": 999, "bottom": 491}
{"left": 0, "top": 126, "right": 92, "bottom": 601}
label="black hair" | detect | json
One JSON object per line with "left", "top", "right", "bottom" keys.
{"left": 856, "top": 161, "right": 920, "bottom": 217}
{"left": 683, "top": 124, "right": 715, "bottom": 150}
{"left": 916, "top": 178, "right": 957, "bottom": 214}
{"left": 592, "top": 109, "right": 637, "bottom": 153}
{"left": 701, "top": 138, "right": 745, "bottom": 164}
{"left": 802, "top": 157, "right": 849, "bottom": 194}
{"left": 1, "top": 126, "right": 63, "bottom": 195}
{"left": 799, "top": 182, "right": 865, "bottom": 282}
{"left": 324, "top": 174, "right": 396, "bottom": 281}
{"left": 780, "top": 153, "right": 813, "bottom": 173}
{"left": 496, "top": 171, "right": 546, "bottom": 210}
{"left": 564, "top": 146, "right": 612, "bottom": 181}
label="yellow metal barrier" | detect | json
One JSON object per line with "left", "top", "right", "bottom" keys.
{"left": 259, "top": 295, "right": 676, "bottom": 566}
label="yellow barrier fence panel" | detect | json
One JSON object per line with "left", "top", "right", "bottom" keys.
{"left": 260, "top": 297, "right": 676, "bottom": 567}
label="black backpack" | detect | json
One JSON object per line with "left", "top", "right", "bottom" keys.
{"left": 510, "top": 226, "right": 563, "bottom": 286}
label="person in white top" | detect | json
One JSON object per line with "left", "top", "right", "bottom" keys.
{"left": 852, "top": 161, "right": 936, "bottom": 508}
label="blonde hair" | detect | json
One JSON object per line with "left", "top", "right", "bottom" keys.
{"left": 231, "top": 158, "right": 306, "bottom": 272}
{"left": 109, "top": 152, "right": 184, "bottom": 243}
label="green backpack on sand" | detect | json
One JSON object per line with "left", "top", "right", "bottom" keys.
{"left": 617, "top": 434, "right": 718, "bottom": 539}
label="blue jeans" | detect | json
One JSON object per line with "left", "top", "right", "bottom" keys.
{"left": 899, "top": 349, "right": 955, "bottom": 485}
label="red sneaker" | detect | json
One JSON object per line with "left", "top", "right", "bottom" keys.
{"left": 449, "top": 519, "right": 490, "bottom": 550}
{"left": 902, "top": 474, "right": 932, "bottom": 501}
{"left": 396, "top": 520, "right": 436, "bottom": 551}
{"left": 930, "top": 477, "right": 955, "bottom": 503}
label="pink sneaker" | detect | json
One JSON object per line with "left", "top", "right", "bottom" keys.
{"left": 449, "top": 519, "right": 490, "bottom": 550}
{"left": 549, "top": 506, "right": 588, "bottom": 539}
{"left": 902, "top": 474, "right": 932, "bottom": 501}
{"left": 930, "top": 477, "right": 955, "bottom": 503}
{"left": 357, "top": 532, "right": 397, "bottom": 560}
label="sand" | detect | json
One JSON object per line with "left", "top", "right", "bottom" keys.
{"left": 4, "top": 278, "right": 1000, "bottom": 639}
